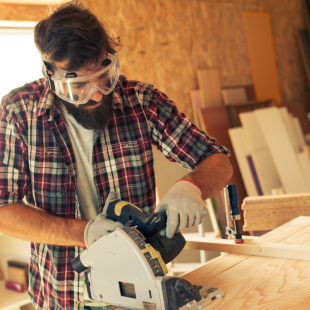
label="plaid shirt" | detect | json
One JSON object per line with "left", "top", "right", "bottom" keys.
{"left": 0, "top": 75, "right": 229, "bottom": 309}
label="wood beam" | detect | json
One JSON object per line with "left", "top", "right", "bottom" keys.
{"left": 184, "top": 237, "right": 310, "bottom": 261}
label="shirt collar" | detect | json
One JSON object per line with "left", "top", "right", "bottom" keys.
{"left": 36, "top": 78, "right": 126, "bottom": 120}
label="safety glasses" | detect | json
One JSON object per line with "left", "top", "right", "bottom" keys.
{"left": 50, "top": 53, "right": 120, "bottom": 105}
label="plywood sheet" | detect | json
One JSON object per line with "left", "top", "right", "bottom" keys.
{"left": 197, "top": 69, "right": 222, "bottom": 108}
{"left": 286, "top": 103, "right": 310, "bottom": 135}
{"left": 240, "top": 111, "right": 282, "bottom": 195}
{"left": 278, "top": 107, "right": 300, "bottom": 154}
{"left": 228, "top": 127, "right": 257, "bottom": 196}
{"left": 222, "top": 87, "right": 247, "bottom": 105}
{"left": 292, "top": 117, "right": 306, "bottom": 152}
{"left": 297, "top": 152, "right": 310, "bottom": 189}
{"left": 255, "top": 107, "right": 309, "bottom": 193}
{"left": 190, "top": 90, "right": 202, "bottom": 128}
{"left": 243, "top": 11, "right": 282, "bottom": 106}
{"left": 242, "top": 194, "right": 310, "bottom": 231}
{"left": 296, "top": 28, "right": 310, "bottom": 89}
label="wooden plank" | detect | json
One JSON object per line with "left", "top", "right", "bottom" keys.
{"left": 297, "top": 152, "right": 310, "bottom": 189}
{"left": 221, "top": 87, "right": 247, "bottom": 105}
{"left": 228, "top": 127, "right": 258, "bottom": 196}
{"left": 286, "top": 103, "right": 310, "bottom": 135}
{"left": 246, "top": 155, "right": 263, "bottom": 196}
{"left": 253, "top": 216, "right": 310, "bottom": 243}
{"left": 278, "top": 225, "right": 310, "bottom": 246}
{"left": 190, "top": 90, "right": 202, "bottom": 128}
{"left": 183, "top": 217, "right": 310, "bottom": 309}
{"left": 255, "top": 107, "right": 309, "bottom": 193}
{"left": 242, "top": 193, "right": 310, "bottom": 205}
{"left": 188, "top": 256, "right": 310, "bottom": 309}
{"left": 182, "top": 253, "right": 250, "bottom": 283}
{"left": 291, "top": 117, "right": 306, "bottom": 152}
{"left": 227, "top": 99, "right": 275, "bottom": 127}
{"left": 278, "top": 107, "right": 300, "bottom": 154}
{"left": 296, "top": 29, "right": 310, "bottom": 90}
{"left": 242, "top": 193, "right": 310, "bottom": 231}
{"left": 197, "top": 69, "right": 222, "bottom": 108}
{"left": 243, "top": 11, "right": 282, "bottom": 106}
{"left": 184, "top": 237, "right": 310, "bottom": 261}
{"left": 240, "top": 111, "right": 282, "bottom": 195}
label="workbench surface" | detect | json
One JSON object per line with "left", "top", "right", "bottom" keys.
{"left": 182, "top": 216, "right": 310, "bottom": 310}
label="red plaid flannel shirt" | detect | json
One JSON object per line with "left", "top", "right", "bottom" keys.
{"left": 0, "top": 75, "right": 229, "bottom": 309}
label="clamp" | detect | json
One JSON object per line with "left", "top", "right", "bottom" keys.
{"left": 223, "top": 184, "right": 244, "bottom": 244}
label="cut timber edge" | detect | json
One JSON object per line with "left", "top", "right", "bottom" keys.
{"left": 184, "top": 237, "right": 310, "bottom": 261}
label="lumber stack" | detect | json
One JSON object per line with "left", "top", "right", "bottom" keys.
{"left": 242, "top": 193, "right": 310, "bottom": 231}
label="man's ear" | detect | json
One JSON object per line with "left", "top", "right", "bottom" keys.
{"left": 43, "top": 69, "right": 53, "bottom": 81}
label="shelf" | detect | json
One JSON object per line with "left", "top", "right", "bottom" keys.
{"left": 0, "top": 280, "right": 31, "bottom": 310}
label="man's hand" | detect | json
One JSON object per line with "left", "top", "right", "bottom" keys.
{"left": 155, "top": 180, "right": 207, "bottom": 238}
{"left": 83, "top": 192, "right": 123, "bottom": 247}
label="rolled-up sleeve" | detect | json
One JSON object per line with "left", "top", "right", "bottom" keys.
{"left": 145, "top": 86, "right": 230, "bottom": 170}
{"left": 0, "top": 97, "right": 30, "bottom": 208}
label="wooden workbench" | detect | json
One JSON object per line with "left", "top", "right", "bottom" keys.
{"left": 182, "top": 216, "right": 310, "bottom": 309}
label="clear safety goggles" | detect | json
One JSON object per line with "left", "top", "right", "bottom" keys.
{"left": 51, "top": 53, "right": 120, "bottom": 105}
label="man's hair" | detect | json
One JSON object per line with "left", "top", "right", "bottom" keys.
{"left": 35, "top": 0, "right": 121, "bottom": 71}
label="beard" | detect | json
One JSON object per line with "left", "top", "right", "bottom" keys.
{"left": 56, "top": 92, "right": 114, "bottom": 130}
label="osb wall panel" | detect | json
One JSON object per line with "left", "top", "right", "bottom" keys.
{"left": 83, "top": 0, "right": 310, "bottom": 117}
{"left": 0, "top": 0, "right": 309, "bottom": 117}
{"left": 0, "top": 3, "right": 46, "bottom": 21}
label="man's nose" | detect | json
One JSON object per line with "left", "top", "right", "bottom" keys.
{"left": 90, "top": 91, "right": 103, "bottom": 102}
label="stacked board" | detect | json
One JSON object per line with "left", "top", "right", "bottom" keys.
{"left": 242, "top": 193, "right": 310, "bottom": 231}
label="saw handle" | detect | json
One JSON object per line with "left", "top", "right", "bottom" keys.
{"left": 106, "top": 199, "right": 167, "bottom": 238}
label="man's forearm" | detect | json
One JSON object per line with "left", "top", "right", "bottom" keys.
{"left": 182, "top": 153, "right": 233, "bottom": 200}
{"left": 0, "top": 203, "right": 87, "bottom": 247}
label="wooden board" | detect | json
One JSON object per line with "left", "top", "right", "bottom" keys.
{"left": 278, "top": 107, "right": 300, "bottom": 154}
{"left": 228, "top": 127, "right": 258, "bottom": 196}
{"left": 255, "top": 107, "right": 309, "bottom": 193}
{"left": 221, "top": 87, "right": 247, "bottom": 105}
{"left": 242, "top": 194, "right": 310, "bottom": 231}
{"left": 185, "top": 237, "right": 310, "bottom": 261}
{"left": 227, "top": 99, "right": 275, "bottom": 127}
{"left": 243, "top": 11, "right": 282, "bottom": 106}
{"left": 240, "top": 111, "right": 282, "bottom": 195}
{"left": 296, "top": 28, "right": 310, "bottom": 90}
{"left": 286, "top": 103, "right": 310, "bottom": 135}
{"left": 182, "top": 216, "right": 310, "bottom": 309}
{"left": 190, "top": 90, "right": 202, "bottom": 128}
{"left": 197, "top": 69, "right": 222, "bottom": 108}
{"left": 297, "top": 152, "right": 310, "bottom": 189}
{"left": 292, "top": 117, "right": 306, "bottom": 152}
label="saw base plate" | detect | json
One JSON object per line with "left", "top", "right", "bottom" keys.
{"left": 179, "top": 285, "right": 224, "bottom": 310}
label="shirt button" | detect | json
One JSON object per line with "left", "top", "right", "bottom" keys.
{"left": 75, "top": 301, "right": 80, "bottom": 305}
{"left": 125, "top": 144, "right": 130, "bottom": 148}
{"left": 45, "top": 151, "right": 51, "bottom": 155}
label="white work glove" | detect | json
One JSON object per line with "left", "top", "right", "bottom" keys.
{"left": 155, "top": 180, "right": 208, "bottom": 238}
{"left": 83, "top": 192, "right": 123, "bottom": 248}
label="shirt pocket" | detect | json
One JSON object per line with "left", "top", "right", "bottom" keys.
{"left": 29, "top": 146, "right": 67, "bottom": 196}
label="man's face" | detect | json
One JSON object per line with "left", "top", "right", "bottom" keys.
{"left": 52, "top": 56, "right": 114, "bottom": 130}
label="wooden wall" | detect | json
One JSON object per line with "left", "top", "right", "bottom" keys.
{"left": 0, "top": 0, "right": 309, "bottom": 118}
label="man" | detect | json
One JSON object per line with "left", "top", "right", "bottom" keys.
{"left": 0, "top": 1, "right": 232, "bottom": 309}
